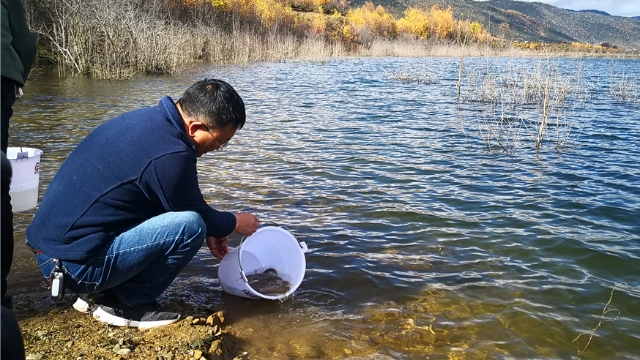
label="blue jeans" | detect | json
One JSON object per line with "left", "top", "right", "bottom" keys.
{"left": 31, "top": 211, "right": 206, "bottom": 306}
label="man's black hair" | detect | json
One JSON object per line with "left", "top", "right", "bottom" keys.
{"left": 178, "top": 79, "right": 245, "bottom": 130}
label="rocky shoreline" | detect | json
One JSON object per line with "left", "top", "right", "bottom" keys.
{"left": 14, "top": 292, "right": 247, "bottom": 360}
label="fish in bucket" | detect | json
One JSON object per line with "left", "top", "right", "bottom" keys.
{"left": 218, "top": 225, "right": 308, "bottom": 300}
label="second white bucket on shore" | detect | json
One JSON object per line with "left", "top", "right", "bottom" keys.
{"left": 218, "top": 225, "right": 308, "bottom": 300}
{"left": 6, "top": 147, "right": 43, "bottom": 213}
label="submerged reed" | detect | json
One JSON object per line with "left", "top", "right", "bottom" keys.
{"left": 455, "top": 55, "right": 592, "bottom": 154}
{"left": 572, "top": 285, "right": 621, "bottom": 357}
{"left": 609, "top": 67, "right": 640, "bottom": 104}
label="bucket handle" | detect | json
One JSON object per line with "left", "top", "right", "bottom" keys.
{"left": 236, "top": 223, "right": 306, "bottom": 283}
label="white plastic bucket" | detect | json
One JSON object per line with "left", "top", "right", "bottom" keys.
{"left": 6, "top": 147, "right": 43, "bottom": 213}
{"left": 218, "top": 226, "right": 308, "bottom": 300}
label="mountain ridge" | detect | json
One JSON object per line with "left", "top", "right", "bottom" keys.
{"left": 348, "top": 0, "right": 640, "bottom": 48}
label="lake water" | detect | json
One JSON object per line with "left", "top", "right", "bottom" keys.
{"left": 7, "top": 56, "right": 640, "bottom": 359}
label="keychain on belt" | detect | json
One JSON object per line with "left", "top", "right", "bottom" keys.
{"left": 49, "top": 259, "right": 65, "bottom": 300}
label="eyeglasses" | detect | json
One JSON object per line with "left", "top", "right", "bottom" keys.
{"left": 212, "top": 136, "right": 229, "bottom": 152}
{"left": 201, "top": 123, "right": 229, "bottom": 152}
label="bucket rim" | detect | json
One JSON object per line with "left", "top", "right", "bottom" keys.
{"left": 237, "top": 225, "right": 302, "bottom": 255}
{"left": 6, "top": 147, "right": 43, "bottom": 159}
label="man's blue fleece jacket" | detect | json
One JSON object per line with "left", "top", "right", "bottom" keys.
{"left": 26, "top": 96, "right": 237, "bottom": 261}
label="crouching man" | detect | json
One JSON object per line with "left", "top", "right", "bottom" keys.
{"left": 26, "top": 79, "right": 260, "bottom": 329}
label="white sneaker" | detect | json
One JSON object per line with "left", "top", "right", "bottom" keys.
{"left": 92, "top": 300, "right": 180, "bottom": 329}
{"left": 72, "top": 294, "right": 106, "bottom": 313}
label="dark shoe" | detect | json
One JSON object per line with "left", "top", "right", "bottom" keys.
{"left": 72, "top": 293, "right": 108, "bottom": 314}
{"left": 92, "top": 300, "right": 180, "bottom": 329}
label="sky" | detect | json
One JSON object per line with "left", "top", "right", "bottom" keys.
{"left": 477, "top": 0, "right": 640, "bottom": 17}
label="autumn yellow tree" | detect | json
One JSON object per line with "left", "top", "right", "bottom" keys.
{"left": 218, "top": 0, "right": 299, "bottom": 30}
{"left": 345, "top": 2, "right": 396, "bottom": 39}
{"left": 455, "top": 19, "right": 489, "bottom": 43}
{"left": 312, "top": 12, "right": 327, "bottom": 33}
{"left": 428, "top": 5, "right": 454, "bottom": 39}
{"left": 396, "top": 7, "right": 429, "bottom": 39}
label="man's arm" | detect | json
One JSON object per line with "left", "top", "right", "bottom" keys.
{"left": 139, "top": 152, "right": 259, "bottom": 239}
{"left": 139, "top": 151, "right": 237, "bottom": 238}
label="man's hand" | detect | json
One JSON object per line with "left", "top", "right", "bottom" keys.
{"left": 206, "top": 236, "right": 229, "bottom": 259}
{"left": 234, "top": 212, "right": 260, "bottom": 236}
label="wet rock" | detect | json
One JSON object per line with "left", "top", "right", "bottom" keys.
{"left": 212, "top": 311, "right": 225, "bottom": 326}
{"left": 213, "top": 325, "right": 222, "bottom": 336}
{"left": 407, "top": 301, "right": 429, "bottom": 313}
{"left": 401, "top": 318, "right": 415, "bottom": 330}
{"left": 373, "top": 308, "right": 403, "bottom": 322}
{"left": 232, "top": 352, "right": 248, "bottom": 360}
{"left": 117, "top": 348, "right": 131, "bottom": 356}
{"left": 209, "top": 339, "right": 222, "bottom": 356}
{"left": 157, "top": 351, "right": 174, "bottom": 360}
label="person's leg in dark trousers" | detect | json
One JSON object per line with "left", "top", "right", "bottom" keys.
{"left": 1, "top": 151, "right": 13, "bottom": 306}
{"left": 1, "top": 76, "right": 18, "bottom": 307}
{"left": 1, "top": 306, "right": 26, "bottom": 360}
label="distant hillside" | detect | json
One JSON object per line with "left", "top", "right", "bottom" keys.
{"left": 485, "top": 0, "right": 640, "bottom": 47}
{"left": 349, "top": 0, "right": 640, "bottom": 48}
{"left": 576, "top": 9, "right": 611, "bottom": 17}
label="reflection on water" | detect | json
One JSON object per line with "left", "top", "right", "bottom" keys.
{"left": 8, "top": 57, "right": 640, "bottom": 359}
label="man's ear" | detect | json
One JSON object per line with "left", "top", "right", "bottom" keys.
{"left": 186, "top": 121, "right": 206, "bottom": 137}
{"left": 185, "top": 121, "right": 198, "bottom": 137}
{"left": 177, "top": 103, "right": 205, "bottom": 137}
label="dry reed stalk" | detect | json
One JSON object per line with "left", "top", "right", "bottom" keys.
{"left": 609, "top": 69, "right": 639, "bottom": 102}
{"left": 572, "top": 285, "right": 621, "bottom": 357}
{"left": 457, "top": 55, "right": 589, "bottom": 153}
{"left": 456, "top": 48, "right": 465, "bottom": 100}
{"left": 296, "top": 35, "right": 342, "bottom": 61}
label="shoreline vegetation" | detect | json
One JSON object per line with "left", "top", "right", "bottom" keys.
{"left": 24, "top": 0, "right": 639, "bottom": 80}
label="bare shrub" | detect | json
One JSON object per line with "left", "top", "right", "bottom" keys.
{"left": 24, "top": 0, "right": 325, "bottom": 77}
{"left": 26, "top": 0, "right": 197, "bottom": 78}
